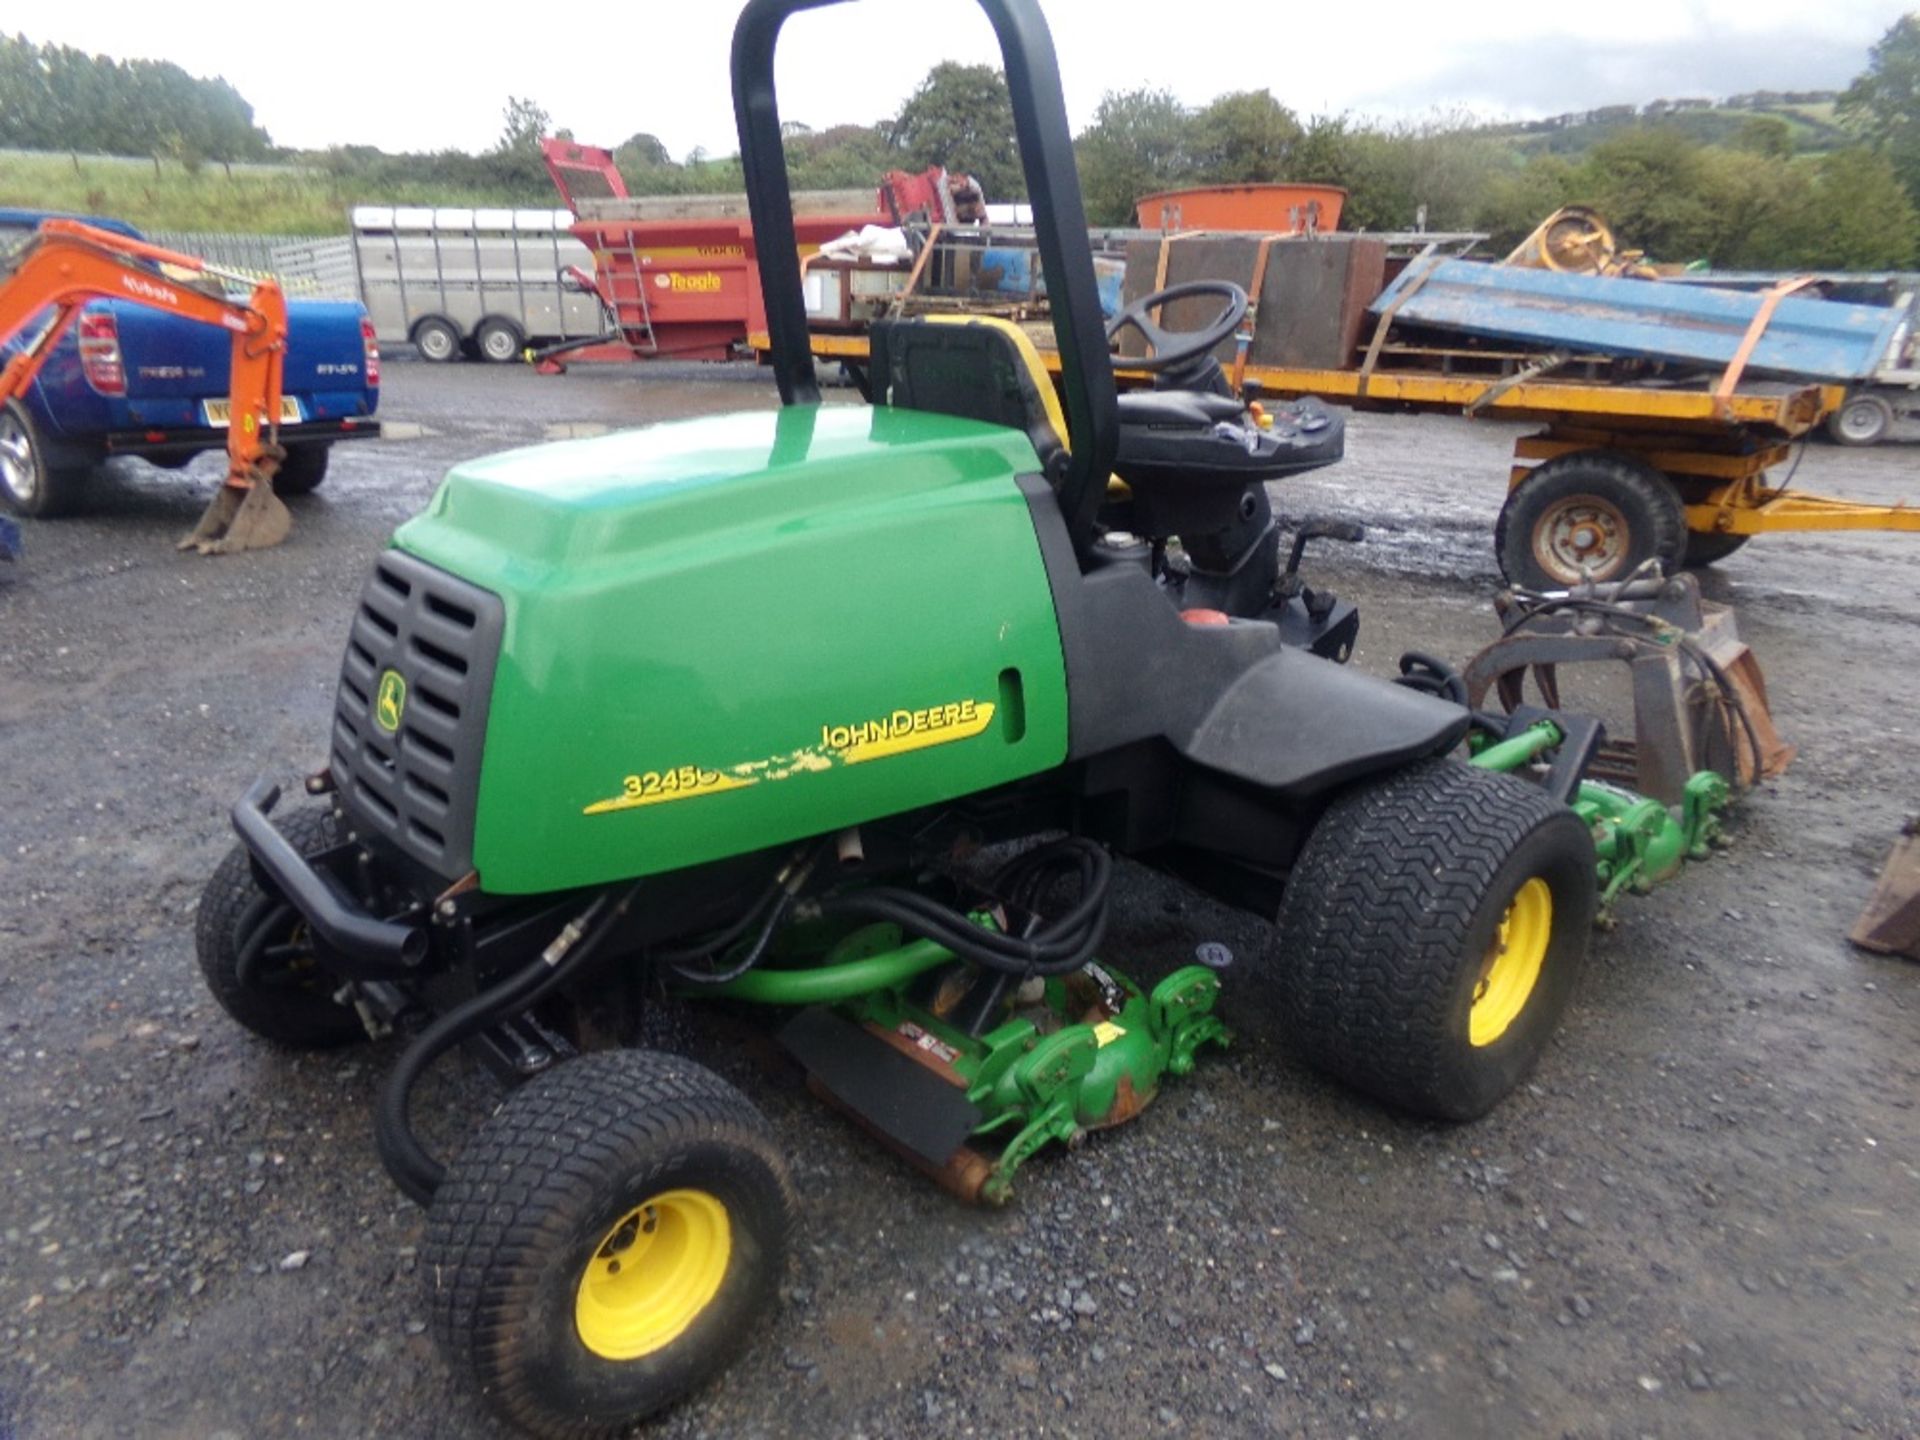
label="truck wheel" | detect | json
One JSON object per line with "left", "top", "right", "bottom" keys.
{"left": 273, "top": 443, "right": 330, "bottom": 495}
{"left": 426, "top": 1049, "right": 795, "bottom": 1440}
{"left": 1274, "top": 759, "right": 1597, "bottom": 1121}
{"left": 1827, "top": 393, "right": 1892, "bottom": 447}
{"left": 1682, "top": 530, "right": 1750, "bottom": 567}
{"left": 473, "top": 317, "right": 525, "bottom": 364}
{"left": 1495, "top": 452, "right": 1685, "bottom": 589}
{"left": 412, "top": 317, "right": 462, "bottom": 364}
{"left": 0, "top": 400, "right": 86, "bottom": 518}
{"left": 196, "top": 806, "right": 366, "bottom": 1049}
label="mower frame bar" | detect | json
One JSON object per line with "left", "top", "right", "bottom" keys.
{"left": 731, "top": 0, "right": 1119, "bottom": 562}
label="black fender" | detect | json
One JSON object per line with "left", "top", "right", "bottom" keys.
{"left": 1023, "top": 476, "right": 1467, "bottom": 800}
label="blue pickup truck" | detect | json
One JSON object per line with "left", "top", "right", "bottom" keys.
{"left": 0, "top": 209, "right": 380, "bottom": 518}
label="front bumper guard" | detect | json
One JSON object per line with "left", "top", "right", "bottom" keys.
{"left": 232, "top": 777, "right": 428, "bottom": 975}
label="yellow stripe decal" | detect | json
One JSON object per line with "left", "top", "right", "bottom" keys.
{"left": 584, "top": 696, "right": 997, "bottom": 816}
{"left": 583, "top": 768, "right": 757, "bottom": 815}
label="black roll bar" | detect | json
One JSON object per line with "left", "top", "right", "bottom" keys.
{"left": 731, "top": 0, "right": 1119, "bottom": 563}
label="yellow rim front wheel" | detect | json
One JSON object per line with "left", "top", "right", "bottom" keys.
{"left": 1470, "top": 877, "right": 1553, "bottom": 1047}
{"left": 575, "top": 1189, "right": 732, "bottom": 1361}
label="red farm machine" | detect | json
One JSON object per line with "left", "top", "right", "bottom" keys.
{"left": 534, "top": 138, "right": 977, "bottom": 373}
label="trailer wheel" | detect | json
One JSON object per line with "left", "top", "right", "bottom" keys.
{"left": 1682, "top": 530, "right": 1750, "bottom": 567}
{"left": 0, "top": 400, "right": 86, "bottom": 518}
{"left": 272, "top": 443, "right": 330, "bottom": 495}
{"left": 1273, "top": 760, "right": 1597, "bottom": 1121}
{"left": 1828, "top": 393, "right": 1892, "bottom": 447}
{"left": 474, "top": 317, "right": 525, "bottom": 364}
{"left": 1495, "top": 452, "right": 1685, "bottom": 589}
{"left": 196, "top": 806, "right": 366, "bottom": 1049}
{"left": 426, "top": 1049, "right": 795, "bottom": 1440}
{"left": 412, "top": 317, "right": 463, "bottom": 364}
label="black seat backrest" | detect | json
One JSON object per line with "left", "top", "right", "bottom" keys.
{"left": 868, "top": 317, "right": 1067, "bottom": 480}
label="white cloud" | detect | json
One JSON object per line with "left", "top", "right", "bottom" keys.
{"left": 14, "top": 0, "right": 1906, "bottom": 159}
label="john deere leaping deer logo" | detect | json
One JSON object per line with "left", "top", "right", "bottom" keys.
{"left": 375, "top": 668, "right": 407, "bottom": 734}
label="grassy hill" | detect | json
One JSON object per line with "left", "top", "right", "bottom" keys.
{"left": 1486, "top": 93, "right": 1848, "bottom": 157}
{"left": 0, "top": 149, "right": 545, "bottom": 234}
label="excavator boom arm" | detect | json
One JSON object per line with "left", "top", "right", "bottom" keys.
{"left": 0, "top": 219, "right": 295, "bottom": 553}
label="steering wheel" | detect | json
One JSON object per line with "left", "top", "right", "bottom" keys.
{"left": 1106, "top": 280, "right": 1249, "bottom": 373}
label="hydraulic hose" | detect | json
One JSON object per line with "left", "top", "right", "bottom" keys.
{"left": 374, "top": 885, "right": 638, "bottom": 1206}
{"left": 669, "top": 890, "right": 798, "bottom": 986}
{"left": 232, "top": 895, "right": 291, "bottom": 990}
{"left": 810, "top": 837, "right": 1112, "bottom": 978}
{"left": 1395, "top": 651, "right": 1468, "bottom": 705}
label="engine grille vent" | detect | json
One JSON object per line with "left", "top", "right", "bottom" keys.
{"left": 331, "top": 550, "right": 503, "bottom": 878}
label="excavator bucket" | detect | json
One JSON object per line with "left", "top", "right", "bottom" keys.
{"left": 181, "top": 480, "right": 292, "bottom": 554}
{"left": 180, "top": 449, "right": 292, "bottom": 555}
{"left": 1850, "top": 819, "right": 1920, "bottom": 961}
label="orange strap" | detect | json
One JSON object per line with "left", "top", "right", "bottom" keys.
{"left": 890, "top": 222, "right": 944, "bottom": 318}
{"left": 1150, "top": 229, "right": 1207, "bottom": 292}
{"left": 1231, "top": 232, "right": 1292, "bottom": 390}
{"left": 1127, "top": 231, "right": 1207, "bottom": 362}
{"left": 1714, "top": 275, "right": 1814, "bottom": 419}
{"left": 1357, "top": 252, "right": 1443, "bottom": 398}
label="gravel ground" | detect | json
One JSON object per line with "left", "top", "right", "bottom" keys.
{"left": 1, "top": 360, "right": 1917, "bottom": 1440}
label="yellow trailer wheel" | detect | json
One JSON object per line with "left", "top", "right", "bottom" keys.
{"left": 1496, "top": 451, "right": 1686, "bottom": 589}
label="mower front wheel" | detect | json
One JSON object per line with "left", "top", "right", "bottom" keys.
{"left": 425, "top": 1049, "right": 796, "bottom": 1440}
{"left": 195, "top": 807, "right": 367, "bottom": 1049}
{"left": 1274, "top": 759, "right": 1597, "bottom": 1121}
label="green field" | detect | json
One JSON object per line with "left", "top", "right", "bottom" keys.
{"left": 0, "top": 149, "right": 540, "bottom": 234}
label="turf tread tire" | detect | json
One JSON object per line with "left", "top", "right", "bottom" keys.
{"left": 1495, "top": 451, "right": 1686, "bottom": 589}
{"left": 1275, "top": 759, "right": 1596, "bottom": 1121}
{"left": 424, "top": 1049, "right": 796, "bottom": 1440}
{"left": 195, "top": 807, "right": 364, "bottom": 1048}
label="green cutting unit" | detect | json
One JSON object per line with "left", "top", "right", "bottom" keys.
{"left": 195, "top": 2, "right": 1729, "bottom": 1435}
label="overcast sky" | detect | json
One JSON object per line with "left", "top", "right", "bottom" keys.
{"left": 15, "top": 0, "right": 1908, "bottom": 158}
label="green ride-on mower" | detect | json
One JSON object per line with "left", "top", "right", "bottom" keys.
{"left": 194, "top": 2, "right": 1730, "bottom": 1435}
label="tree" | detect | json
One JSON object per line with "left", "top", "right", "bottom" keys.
{"left": 0, "top": 34, "right": 270, "bottom": 160}
{"left": 1074, "top": 88, "right": 1191, "bottom": 225}
{"left": 1730, "top": 115, "right": 1793, "bottom": 159}
{"left": 1798, "top": 148, "right": 1917, "bottom": 267}
{"left": 785, "top": 123, "right": 896, "bottom": 189}
{"left": 1574, "top": 128, "right": 1725, "bottom": 261}
{"left": 1188, "top": 90, "right": 1300, "bottom": 183}
{"left": 496, "top": 95, "right": 551, "bottom": 155}
{"left": 1475, "top": 152, "right": 1582, "bottom": 250}
{"left": 1839, "top": 14, "right": 1920, "bottom": 201}
{"left": 890, "top": 62, "right": 1022, "bottom": 200}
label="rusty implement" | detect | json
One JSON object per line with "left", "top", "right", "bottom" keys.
{"left": 1850, "top": 819, "right": 1920, "bottom": 961}
{"left": 1462, "top": 570, "right": 1793, "bottom": 805}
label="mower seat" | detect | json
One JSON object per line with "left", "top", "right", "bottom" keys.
{"left": 868, "top": 315, "right": 1070, "bottom": 479}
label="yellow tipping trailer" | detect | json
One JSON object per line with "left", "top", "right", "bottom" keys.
{"left": 775, "top": 325, "right": 1920, "bottom": 587}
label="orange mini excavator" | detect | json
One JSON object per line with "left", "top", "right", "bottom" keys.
{"left": 0, "top": 218, "right": 293, "bottom": 554}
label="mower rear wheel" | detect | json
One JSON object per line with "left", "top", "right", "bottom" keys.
{"left": 195, "top": 806, "right": 366, "bottom": 1049}
{"left": 1274, "top": 759, "right": 1597, "bottom": 1121}
{"left": 425, "top": 1049, "right": 795, "bottom": 1440}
